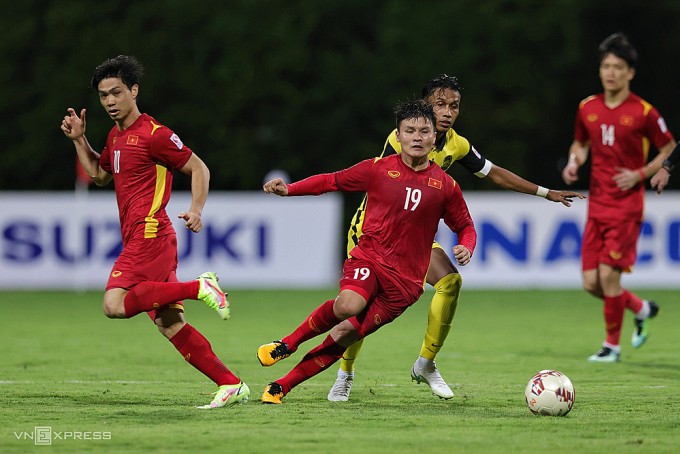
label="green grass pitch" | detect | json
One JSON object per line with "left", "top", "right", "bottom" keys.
{"left": 1, "top": 288, "right": 679, "bottom": 453}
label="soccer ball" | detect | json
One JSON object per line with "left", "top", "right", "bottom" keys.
{"left": 524, "top": 369, "right": 575, "bottom": 416}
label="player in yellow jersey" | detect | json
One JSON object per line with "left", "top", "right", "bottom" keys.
{"left": 328, "top": 74, "right": 585, "bottom": 401}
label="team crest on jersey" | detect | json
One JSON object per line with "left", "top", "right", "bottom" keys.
{"left": 170, "top": 133, "right": 184, "bottom": 149}
{"left": 112, "top": 137, "right": 117, "bottom": 144}
{"left": 126, "top": 134, "right": 139, "bottom": 145}
{"left": 428, "top": 177, "right": 442, "bottom": 189}
{"left": 587, "top": 113, "right": 598, "bottom": 122}
{"left": 387, "top": 171, "right": 400, "bottom": 178}
{"left": 619, "top": 115, "right": 634, "bottom": 126}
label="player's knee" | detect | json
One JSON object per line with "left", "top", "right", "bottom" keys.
{"left": 102, "top": 299, "right": 124, "bottom": 318}
{"left": 435, "top": 273, "right": 462, "bottom": 297}
{"left": 333, "top": 298, "right": 361, "bottom": 319}
{"left": 581, "top": 275, "right": 600, "bottom": 295}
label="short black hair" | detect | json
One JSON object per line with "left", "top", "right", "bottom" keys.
{"left": 598, "top": 33, "right": 637, "bottom": 68}
{"left": 394, "top": 98, "right": 436, "bottom": 130}
{"left": 421, "top": 74, "right": 463, "bottom": 99}
{"left": 91, "top": 55, "right": 144, "bottom": 91}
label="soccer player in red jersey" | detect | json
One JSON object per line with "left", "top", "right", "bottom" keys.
{"left": 61, "top": 55, "right": 249, "bottom": 407}
{"left": 328, "top": 75, "right": 585, "bottom": 402}
{"left": 562, "top": 34, "right": 676, "bottom": 362}
{"left": 256, "top": 99, "right": 477, "bottom": 404}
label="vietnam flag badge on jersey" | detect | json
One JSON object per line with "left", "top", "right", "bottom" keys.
{"left": 428, "top": 177, "right": 442, "bottom": 189}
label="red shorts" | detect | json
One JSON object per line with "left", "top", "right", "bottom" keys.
{"left": 581, "top": 217, "right": 641, "bottom": 273}
{"left": 339, "top": 257, "right": 419, "bottom": 339}
{"left": 107, "top": 234, "right": 183, "bottom": 319}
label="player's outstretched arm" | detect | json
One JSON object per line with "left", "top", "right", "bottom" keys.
{"left": 487, "top": 165, "right": 585, "bottom": 207}
{"left": 263, "top": 178, "right": 289, "bottom": 196}
{"left": 61, "top": 107, "right": 112, "bottom": 186}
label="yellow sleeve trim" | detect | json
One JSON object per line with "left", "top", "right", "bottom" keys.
{"left": 639, "top": 99, "right": 653, "bottom": 116}
{"left": 150, "top": 120, "right": 163, "bottom": 135}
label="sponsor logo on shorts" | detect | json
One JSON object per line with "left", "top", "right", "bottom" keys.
{"left": 111, "top": 270, "right": 122, "bottom": 278}
{"left": 609, "top": 250, "right": 623, "bottom": 260}
{"left": 374, "top": 314, "right": 382, "bottom": 325}
{"left": 314, "top": 358, "right": 325, "bottom": 367}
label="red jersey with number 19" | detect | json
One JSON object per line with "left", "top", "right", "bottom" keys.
{"left": 287, "top": 154, "right": 476, "bottom": 300}
{"left": 99, "top": 113, "right": 193, "bottom": 244}
{"left": 574, "top": 92, "right": 674, "bottom": 221}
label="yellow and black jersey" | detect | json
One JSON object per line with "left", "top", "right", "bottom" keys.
{"left": 346, "top": 128, "right": 491, "bottom": 255}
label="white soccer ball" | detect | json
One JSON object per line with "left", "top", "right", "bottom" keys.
{"left": 524, "top": 369, "right": 575, "bottom": 416}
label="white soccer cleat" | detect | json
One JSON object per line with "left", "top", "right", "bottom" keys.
{"left": 327, "top": 370, "right": 354, "bottom": 402}
{"left": 587, "top": 346, "right": 620, "bottom": 363}
{"left": 411, "top": 360, "right": 454, "bottom": 400}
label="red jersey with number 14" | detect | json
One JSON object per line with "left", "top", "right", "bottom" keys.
{"left": 574, "top": 92, "right": 674, "bottom": 221}
{"left": 287, "top": 154, "right": 476, "bottom": 300}
{"left": 99, "top": 113, "right": 193, "bottom": 244}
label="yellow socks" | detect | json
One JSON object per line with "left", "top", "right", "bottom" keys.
{"left": 420, "top": 273, "right": 462, "bottom": 360}
{"left": 338, "top": 338, "right": 363, "bottom": 373}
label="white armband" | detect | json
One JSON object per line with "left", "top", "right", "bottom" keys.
{"left": 474, "top": 159, "right": 493, "bottom": 178}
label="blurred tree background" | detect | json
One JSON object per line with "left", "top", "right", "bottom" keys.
{"left": 1, "top": 0, "right": 679, "bottom": 194}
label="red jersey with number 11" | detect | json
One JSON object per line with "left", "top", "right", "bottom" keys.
{"left": 99, "top": 113, "right": 193, "bottom": 244}
{"left": 287, "top": 154, "right": 476, "bottom": 300}
{"left": 574, "top": 92, "right": 674, "bottom": 221}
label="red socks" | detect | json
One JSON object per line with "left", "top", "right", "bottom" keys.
{"left": 169, "top": 323, "right": 239, "bottom": 386}
{"left": 283, "top": 299, "right": 340, "bottom": 351}
{"left": 123, "top": 281, "right": 200, "bottom": 318}
{"left": 278, "top": 334, "right": 346, "bottom": 393}
{"left": 603, "top": 293, "right": 626, "bottom": 346}
{"left": 622, "top": 289, "right": 644, "bottom": 314}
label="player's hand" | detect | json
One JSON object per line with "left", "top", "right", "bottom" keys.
{"left": 613, "top": 167, "right": 642, "bottom": 191}
{"left": 178, "top": 211, "right": 203, "bottom": 233}
{"left": 61, "top": 108, "right": 86, "bottom": 140}
{"left": 650, "top": 168, "right": 670, "bottom": 194}
{"left": 546, "top": 190, "right": 586, "bottom": 207}
{"left": 263, "top": 178, "right": 288, "bottom": 196}
{"left": 453, "top": 245, "right": 471, "bottom": 266}
{"left": 561, "top": 162, "right": 579, "bottom": 185}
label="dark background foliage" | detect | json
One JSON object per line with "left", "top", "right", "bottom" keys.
{"left": 2, "top": 0, "right": 679, "bottom": 194}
